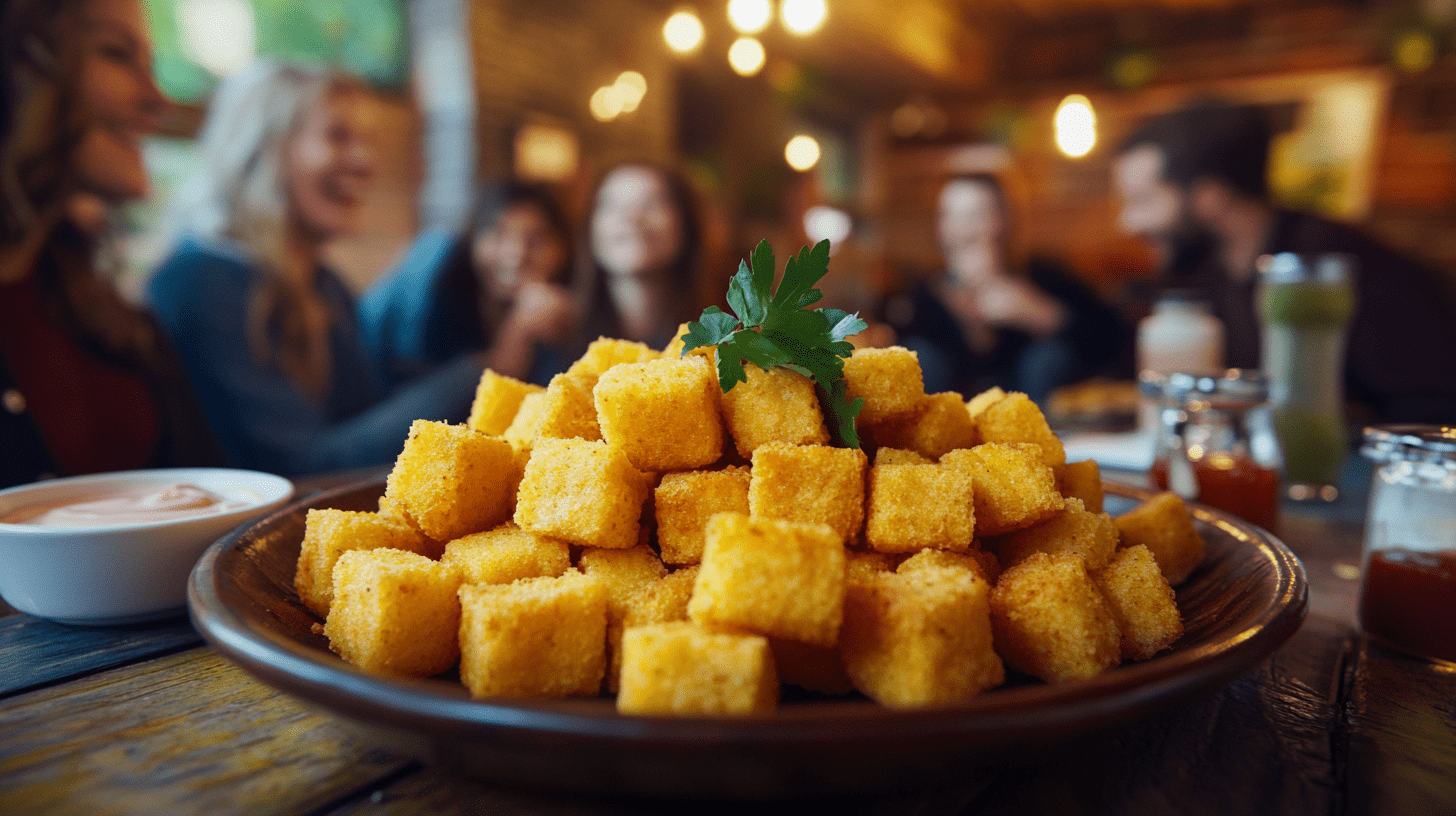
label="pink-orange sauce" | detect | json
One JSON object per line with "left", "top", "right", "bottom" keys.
{"left": 1, "top": 483, "right": 248, "bottom": 527}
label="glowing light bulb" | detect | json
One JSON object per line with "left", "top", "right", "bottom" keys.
{"left": 785, "top": 134, "right": 821, "bottom": 171}
{"left": 728, "top": 0, "right": 773, "bottom": 34}
{"left": 663, "top": 10, "right": 705, "bottom": 54}
{"left": 781, "top": 0, "right": 827, "bottom": 35}
{"left": 1054, "top": 94, "right": 1096, "bottom": 158}
{"left": 614, "top": 71, "right": 647, "bottom": 112}
{"left": 728, "top": 37, "right": 766, "bottom": 76}
{"left": 590, "top": 86, "right": 624, "bottom": 121}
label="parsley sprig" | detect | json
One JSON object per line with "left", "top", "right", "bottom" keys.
{"left": 680, "top": 239, "right": 868, "bottom": 448}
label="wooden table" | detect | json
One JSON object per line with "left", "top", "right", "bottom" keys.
{"left": 2, "top": 463, "right": 1453, "bottom": 816}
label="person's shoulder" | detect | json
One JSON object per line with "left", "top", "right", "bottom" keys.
{"left": 151, "top": 236, "right": 258, "bottom": 289}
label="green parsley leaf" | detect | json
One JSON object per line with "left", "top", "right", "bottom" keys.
{"left": 684, "top": 306, "right": 739, "bottom": 348}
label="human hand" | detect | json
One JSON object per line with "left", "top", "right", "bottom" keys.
{"left": 503, "top": 280, "right": 576, "bottom": 343}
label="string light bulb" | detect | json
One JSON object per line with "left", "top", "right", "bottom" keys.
{"left": 663, "top": 9, "right": 705, "bottom": 54}
{"left": 785, "top": 134, "right": 821, "bottom": 171}
{"left": 728, "top": 0, "right": 773, "bottom": 34}
{"left": 781, "top": 0, "right": 827, "bottom": 35}
{"left": 728, "top": 37, "right": 766, "bottom": 76}
{"left": 1054, "top": 94, "right": 1097, "bottom": 158}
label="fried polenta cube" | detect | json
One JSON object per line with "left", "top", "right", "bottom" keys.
{"left": 847, "top": 550, "right": 895, "bottom": 581}
{"left": 1060, "top": 459, "right": 1104, "bottom": 514}
{"left": 688, "top": 512, "right": 846, "bottom": 648}
{"left": 941, "top": 443, "right": 1063, "bottom": 536}
{"left": 514, "top": 438, "right": 650, "bottom": 550}
{"left": 1114, "top": 492, "right": 1205, "bottom": 586}
{"left": 569, "top": 336, "right": 660, "bottom": 377}
{"left": 865, "top": 463, "right": 974, "bottom": 554}
{"left": 537, "top": 369, "right": 602, "bottom": 442}
{"left": 617, "top": 622, "right": 778, "bottom": 715}
{"left": 965, "top": 386, "right": 1007, "bottom": 420}
{"left": 974, "top": 391, "right": 1066, "bottom": 471}
{"left": 842, "top": 346, "right": 924, "bottom": 424}
{"left": 458, "top": 573, "right": 607, "bottom": 698}
{"left": 595, "top": 356, "right": 724, "bottom": 472}
{"left": 748, "top": 442, "right": 867, "bottom": 544}
{"left": 502, "top": 391, "right": 549, "bottom": 450}
{"left": 995, "top": 497, "right": 1119, "bottom": 571}
{"left": 654, "top": 468, "right": 751, "bottom": 565}
{"left": 895, "top": 547, "right": 999, "bottom": 584}
{"left": 295, "top": 508, "right": 436, "bottom": 617}
{"left": 581, "top": 545, "right": 668, "bottom": 692}
{"left": 990, "top": 551, "right": 1120, "bottom": 683}
{"left": 1092, "top": 545, "right": 1183, "bottom": 660}
{"left": 873, "top": 447, "right": 931, "bottom": 466}
{"left": 866, "top": 392, "right": 979, "bottom": 460}
{"left": 324, "top": 549, "right": 462, "bottom": 677}
{"left": 720, "top": 365, "right": 829, "bottom": 457}
{"left": 622, "top": 566, "right": 700, "bottom": 631}
{"left": 440, "top": 526, "right": 571, "bottom": 586}
{"left": 468, "top": 370, "right": 544, "bottom": 436}
{"left": 384, "top": 420, "right": 517, "bottom": 542}
{"left": 770, "top": 637, "right": 854, "bottom": 695}
{"left": 840, "top": 566, "right": 1003, "bottom": 709}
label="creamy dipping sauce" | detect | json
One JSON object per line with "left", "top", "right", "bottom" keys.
{"left": 1, "top": 483, "right": 253, "bottom": 527}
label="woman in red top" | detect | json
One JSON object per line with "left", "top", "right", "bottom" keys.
{"left": 0, "top": 0, "right": 219, "bottom": 488}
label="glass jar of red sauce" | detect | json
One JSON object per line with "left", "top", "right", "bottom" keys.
{"left": 1358, "top": 425, "right": 1456, "bottom": 665}
{"left": 1147, "top": 370, "right": 1283, "bottom": 534}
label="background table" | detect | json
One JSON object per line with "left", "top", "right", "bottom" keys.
{"left": 2, "top": 462, "right": 1453, "bottom": 816}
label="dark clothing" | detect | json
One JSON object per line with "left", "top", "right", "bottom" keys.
{"left": 885, "top": 259, "right": 1132, "bottom": 403}
{"left": 1175, "top": 209, "right": 1456, "bottom": 423}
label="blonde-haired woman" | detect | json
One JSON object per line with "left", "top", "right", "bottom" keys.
{"left": 149, "top": 61, "right": 482, "bottom": 475}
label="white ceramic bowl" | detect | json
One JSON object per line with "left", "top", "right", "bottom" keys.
{"left": 0, "top": 468, "right": 293, "bottom": 625}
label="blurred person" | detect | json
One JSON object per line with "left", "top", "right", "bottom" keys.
{"left": 1114, "top": 101, "right": 1456, "bottom": 422}
{"left": 0, "top": 0, "right": 221, "bottom": 488}
{"left": 580, "top": 161, "right": 704, "bottom": 349}
{"left": 148, "top": 61, "right": 483, "bottom": 476}
{"left": 884, "top": 173, "right": 1130, "bottom": 403}
{"left": 358, "top": 180, "right": 577, "bottom": 387}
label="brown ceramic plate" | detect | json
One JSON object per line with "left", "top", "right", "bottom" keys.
{"left": 188, "top": 479, "right": 1306, "bottom": 798}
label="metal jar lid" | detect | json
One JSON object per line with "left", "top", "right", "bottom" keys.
{"left": 1361, "top": 425, "right": 1456, "bottom": 465}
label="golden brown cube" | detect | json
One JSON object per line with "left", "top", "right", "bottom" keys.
{"left": 467, "top": 370, "right": 543, "bottom": 437}
{"left": 441, "top": 527, "right": 571, "bottom": 586}
{"left": 867, "top": 392, "right": 978, "bottom": 460}
{"left": 974, "top": 391, "right": 1066, "bottom": 470}
{"left": 842, "top": 346, "right": 924, "bottom": 425}
{"left": 295, "top": 508, "right": 435, "bottom": 617}
{"left": 1060, "top": 459, "right": 1104, "bottom": 514}
{"left": 770, "top": 637, "right": 854, "bottom": 695}
{"left": 687, "top": 512, "right": 846, "bottom": 648}
{"left": 941, "top": 443, "right": 1064, "bottom": 536}
{"left": 537, "top": 369, "right": 603, "bottom": 442}
{"left": 995, "top": 497, "right": 1119, "bottom": 571}
{"left": 895, "top": 547, "right": 999, "bottom": 584}
{"left": 457, "top": 573, "right": 607, "bottom": 698}
{"left": 720, "top": 365, "right": 829, "bottom": 457}
{"left": 840, "top": 566, "right": 1004, "bottom": 709}
{"left": 990, "top": 551, "right": 1120, "bottom": 683}
{"left": 581, "top": 545, "right": 668, "bottom": 691}
{"left": 594, "top": 357, "right": 724, "bottom": 472}
{"left": 622, "top": 566, "right": 700, "bottom": 631}
{"left": 1114, "top": 492, "right": 1206, "bottom": 586}
{"left": 654, "top": 468, "right": 751, "bottom": 565}
{"left": 616, "top": 622, "right": 778, "bottom": 716}
{"left": 865, "top": 463, "right": 975, "bottom": 554}
{"left": 847, "top": 550, "right": 895, "bottom": 581}
{"left": 502, "top": 391, "right": 549, "bottom": 450}
{"left": 965, "top": 386, "right": 1007, "bottom": 420}
{"left": 376, "top": 494, "right": 439, "bottom": 553}
{"left": 748, "top": 442, "right": 867, "bottom": 544}
{"left": 1092, "top": 544, "right": 1184, "bottom": 660}
{"left": 384, "top": 420, "right": 517, "bottom": 542}
{"left": 324, "top": 549, "right": 462, "bottom": 677}
{"left": 873, "top": 447, "right": 932, "bottom": 466}
{"left": 569, "top": 336, "right": 661, "bottom": 377}
{"left": 514, "top": 437, "right": 650, "bottom": 550}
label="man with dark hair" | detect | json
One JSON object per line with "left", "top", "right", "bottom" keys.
{"left": 1114, "top": 101, "right": 1456, "bottom": 423}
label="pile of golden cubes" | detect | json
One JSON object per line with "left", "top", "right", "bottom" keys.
{"left": 296, "top": 336, "right": 1202, "bottom": 714}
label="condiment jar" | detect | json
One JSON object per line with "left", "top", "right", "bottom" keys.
{"left": 1358, "top": 425, "right": 1456, "bottom": 664}
{"left": 1136, "top": 292, "right": 1225, "bottom": 432}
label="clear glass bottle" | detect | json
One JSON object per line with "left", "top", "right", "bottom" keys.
{"left": 1358, "top": 425, "right": 1456, "bottom": 664}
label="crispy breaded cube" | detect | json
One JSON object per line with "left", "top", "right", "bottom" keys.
{"left": 617, "top": 622, "right": 778, "bottom": 715}
{"left": 581, "top": 545, "right": 668, "bottom": 691}
{"left": 377, "top": 494, "right": 439, "bottom": 551}
{"left": 537, "top": 369, "right": 602, "bottom": 442}
{"left": 867, "top": 392, "right": 979, "bottom": 460}
{"left": 995, "top": 497, "right": 1119, "bottom": 571}
{"left": 663, "top": 322, "right": 714, "bottom": 360}
{"left": 654, "top": 468, "right": 751, "bottom": 565}
{"left": 441, "top": 527, "right": 571, "bottom": 586}
{"left": 1114, "top": 492, "right": 1206, "bottom": 586}
{"left": 720, "top": 365, "right": 830, "bottom": 457}
{"left": 502, "top": 391, "right": 549, "bottom": 450}
{"left": 974, "top": 391, "right": 1066, "bottom": 471}
{"left": 295, "top": 509, "right": 435, "bottom": 617}
{"left": 990, "top": 551, "right": 1120, "bottom": 682}
{"left": 840, "top": 566, "right": 1004, "bottom": 708}
{"left": 688, "top": 512, "right": 846, "bottom": 647}
{"left": 895, "top": 547, "right": 999, "bottom": 584}
{"left": 874, "top": 447, "right": 932, "bottom": 466}
{"left": 569, "top": 337, "right": 661, "bottom": 377}
{"left": 1092, "top": 545, "right": 1184, "bottom": 660}
{"left": 514, "top": 438, "right": 649, "bottom": 550}
{"left": 458, "top": 573, "right": 606, "bottom": 698}
{"left": 865, "top": 463, "right": 974, "bottom": 554}
{"left": 770, "top": 637, "right": 853, "bottom": 695}
{"left": 384, "top": 420, "right": 517, "bottom": 542}
{"left": 941, "top": 443, "right": 1064, "bottom": 536}
{"left": 468, "top": 370, "right": 544, "bottom": 436}
{"left": 965, "top": 386, "right": 1007, "bottom": 420}
{"left": 1060, "top": 459, "right": 1104, "bottom": 513}
{"left": 594, "top": 357, "right": 724, "bottom": 471}
{"left": 622, "top": 566, "right": 699, "bottom": 631}
{"left": 847, "top": 550, "right": 895, "bottom": 581}
{"left": 748, "top": 442, "right": 867, "bottom": 544}
{"left": 505, "top": 444, "right": 530, "bottom": 515}
{"left": 324, "top": 549, "right": 462, "bottom": 677}
{"left": 842, "top": 346, "right": 924, "bottom": 425}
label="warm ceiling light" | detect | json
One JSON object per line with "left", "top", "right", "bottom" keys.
{"left": 781, "top": 0, "right": 827, "bottom": 36}
{"left": 614, "top": 71, "right": 648, "bottom": 112}
{"left": 590, "top": 85, "right": 625, "bottom": 121}
{"left": 663, "top": 9, "right": 705, "bottom": 54}
{"left": 804, "top": 205, "right": 851, "bottom": 247}
{"left": 728, "top": 37, "right": 766, "bottom": 76}
{"left": 1054, "top": 94, "right": 1096, "bottom": 158}
{"left": 728, "top": 0, "right": 772, "bottom": 34}
{"left": 785, "top": 134, "right": 821, "bottom": 171}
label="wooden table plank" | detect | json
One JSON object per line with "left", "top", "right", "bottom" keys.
{"left": 0, "top": 613, "right": 201, "bottom": 699}
{"left": 0, "top": 648, "right": 411, "bottom": 816}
